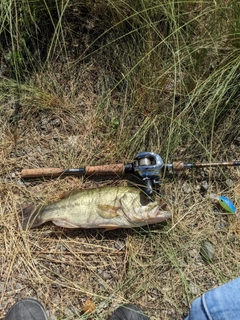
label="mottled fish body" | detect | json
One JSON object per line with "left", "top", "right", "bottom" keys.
{"left": 20, "top": 186, "right": 172, "bottom": 230}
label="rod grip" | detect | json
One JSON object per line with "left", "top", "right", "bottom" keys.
{"left": 85, "top": 164, "right": 125, "bottom": 175}
{"left": 21, "top": 168, "right": 64, "bottom": 178}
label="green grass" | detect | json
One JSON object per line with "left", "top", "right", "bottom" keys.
{"left": 0, "top": 0, "right": 240, "bottom": 319}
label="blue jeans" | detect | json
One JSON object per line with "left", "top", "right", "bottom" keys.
{"left": 185, "top": 277, "right": 240, "bottom": 320}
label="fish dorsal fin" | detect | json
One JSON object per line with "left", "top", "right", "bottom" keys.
{"left": 97, "top": 205, "right": 121, "bottom": 219}
{"left": 58, "top": 189, "right": 81, "bottom": 199}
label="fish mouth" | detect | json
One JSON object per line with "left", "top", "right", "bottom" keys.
{"left": 146, "top": 207, "right": 172, "bottom": 223}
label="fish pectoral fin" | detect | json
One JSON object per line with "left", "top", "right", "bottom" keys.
{"left": 52, "top": 219, "right": 79, "bottom": 228}
{"left": 97, "top": 205, "right": 121, "bottom": 219}
{"left": 99, "top": 224, "right": 120, "bottom": 231}
{"left": 119, "top": 196, "right": 135, "bottom": 222}
{"left": 104, "top": 227, "right": 119, "bottom": 232}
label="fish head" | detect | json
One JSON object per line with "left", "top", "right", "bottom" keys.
{"left": 144, "top": 202, "right": 172, "bottom": 224}
{"left": 122, "top": 193, "right": 172, "bottom": 225}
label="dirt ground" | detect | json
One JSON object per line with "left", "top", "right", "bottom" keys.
{"left": 0, "top": 93, "right": 240, "bottom": 319}
{"left": 0, "top": 6, "right": 240, "bottom": 319}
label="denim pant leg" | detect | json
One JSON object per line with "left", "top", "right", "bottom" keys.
{"left": 185, "top": 277, "right": 240, "bottom": 320}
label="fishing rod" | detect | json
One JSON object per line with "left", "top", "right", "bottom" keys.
{"left": 21, "top": 152, "right": 240, "bottom": 196}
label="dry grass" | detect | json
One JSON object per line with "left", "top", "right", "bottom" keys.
{"left": 0, "top": 0, "right": 240, "bottom": 319}
{"left": 0, "top": 99, "right": 239, "bottom": 319}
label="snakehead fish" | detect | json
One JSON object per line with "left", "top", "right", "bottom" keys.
{"left": 20, "top": 186, "right": 172, "bottom": 230}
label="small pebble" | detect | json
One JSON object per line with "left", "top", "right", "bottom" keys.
{"left": 225, "top": 179, "right": 234, "bottom": 188}
{"left": 188, "top": 282, "right": 199, "bottom": 295}
{"left": 215, "top": 221, "right": 228, "bottom": 230}
{"left": 15, "top": 283, "right": 23, "bottom": 290}
{"left": 200, "top": 181, "right": 209, "bottom": 191}
{"left": 188, "top": 248, "right": 198, "bottom": 259}
{"left": 200, "top": 241, "right": 215, "bottom": 263}
{"left": 102, "top": 271, "right": 112, "bottom": 280}
{"left": 152, "top": 288, "right": 158, "bottom": 296}
{"left": 64, "top": 307, "right": 75, "bottom": 317}
{"left": 114, "top": 240, "right": 125, "bottom": 251}
{"left": 17, "top": 180, "right": 25, "bottom": 187}
{"left": 184, "top": 198, "right": 192, "bottom": 207}
{"left": 183, "top": 182, "right": 191, "bottom": 194}
{"left": 2, "top": 177, "right": 10, "bottom": 183}
{"left": 51, "top": 118, "right": 61, "bottom": 127}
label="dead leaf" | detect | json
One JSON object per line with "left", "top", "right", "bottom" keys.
{"left": 82, "top": 298, "right": 96, "bottom": 314}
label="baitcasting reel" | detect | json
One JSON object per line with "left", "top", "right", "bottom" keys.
{"left": 133, "top": 152, "right": 164, "bottom": 197}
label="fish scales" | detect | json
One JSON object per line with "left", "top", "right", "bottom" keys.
{"left": 20, "top": 186, "right": 172, "bottom": 230}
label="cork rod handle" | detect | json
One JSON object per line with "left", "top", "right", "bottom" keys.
{"left": 21, "top": 163, "right": 125, "bottom": 178}
{"left": 21, "top": 168, "right": 64, "bottom": 178}
{"left": 85, "top": 163, "right": 125, "bottom": 175}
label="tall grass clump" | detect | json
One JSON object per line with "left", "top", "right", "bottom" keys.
{"left": 67, "top": 0, "right": 240, "bottom": 161}
{"left": 1, "top": 0, "right": 239, "bottom": 162}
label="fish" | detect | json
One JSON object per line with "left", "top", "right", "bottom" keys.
{"left": 209, "top": 193, "right": 236, "bottom": 214}
{"left": 19, "top": 186, "right": 172, "bottom": 230}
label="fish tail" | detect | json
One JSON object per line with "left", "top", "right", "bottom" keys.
{"left": 19, "top": 204, "right": 45, "bottom": 230}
